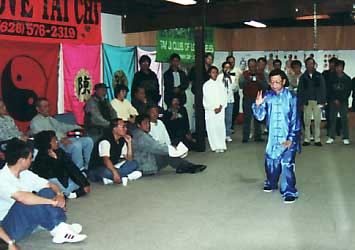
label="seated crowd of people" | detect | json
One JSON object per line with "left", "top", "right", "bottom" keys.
{"left": 0, "top": 50, "right": 353, "bottom": 249}
{"left": 0, "top": 53, "right": 207, "bottom": 249}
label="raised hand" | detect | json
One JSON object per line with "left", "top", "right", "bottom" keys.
{"left": 255, "top": 90, "right": 266, "bottom": 107}
{"left": 123, "top": 134, "right": 132, "bottom": 144}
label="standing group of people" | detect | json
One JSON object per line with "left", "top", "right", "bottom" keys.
{"left": 287, "top": 56, "right": 353, "bottom": 146}
{"left": 201, "top": 53, "right": 355, "bottom": 204}
{"left": 202, "top": 54, "right": 354, "bottom": 151}
{"left": 202, "top": 55, "right": 269, "bottom": 152}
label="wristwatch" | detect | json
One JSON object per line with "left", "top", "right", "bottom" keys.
{"left": 8, "top": 239, "right": 15, "bottom": 245}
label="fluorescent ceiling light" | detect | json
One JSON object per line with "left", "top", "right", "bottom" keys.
{"left": 296, "top": 15, "right": 330, "bottom": 20}
{"left": 244, "top": 20, "right": 267, "bottom": 28}
{"left": 166, "top": 0, "right": 197, "bottom": 5}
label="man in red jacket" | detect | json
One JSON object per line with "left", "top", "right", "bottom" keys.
{"left": 239, "top": 58, "right": 269, "bottom": 143}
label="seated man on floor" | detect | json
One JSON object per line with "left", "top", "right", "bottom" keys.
{"left": 111, "top": 84, "right": 138, "bottom": 124}
{"left": 30, "top": 98, "right": 93, "bottom": 173}
{"left": 162, "top": 96, "right": 197, "bottom": 149}
{"left": 84, "top": 83, "right": 117, "bottom": 142}
{"left": 131, "top": 115, "right": 207, "bottom": 175}
{"left": 0, "top": 139, "right": 87, "bottom": 244}
{"left": 0, "top": 98, "right": 29, "bottom": 143}
{"left": 0, "top": 98, "right": 31, "bottom": 168}
{"left": 88, "top": 119, "right": 142, "bottom": 185}
{"left": 149, "top": 105, "right": 171, "bottom": 146}
{"left": 131, "top": 86, "right": 153, "bottom": 116}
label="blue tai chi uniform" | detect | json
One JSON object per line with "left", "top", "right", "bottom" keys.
{"left": 252, "top": 88, "right": 301, "bottom": 198}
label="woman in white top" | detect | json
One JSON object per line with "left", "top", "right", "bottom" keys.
{"left": 110, "top": 84, "right": 138, "bottom": 123}
{"left": 203, "top": 66, "right": 228, "bottom": 153}
{"left": 217, "top": 61, "right": 238, "bottom": 142}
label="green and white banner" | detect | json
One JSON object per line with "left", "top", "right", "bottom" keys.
{"left": 156, "top": 27, "right": 214, "bottom": 64}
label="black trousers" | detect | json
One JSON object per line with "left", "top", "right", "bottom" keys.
{"left": 232, "top": 92, "right": 240, "bottom": 129}
{"left": 156, "top": 155, "right": 193, "bottom": 170}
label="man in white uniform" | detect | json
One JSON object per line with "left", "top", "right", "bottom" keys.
{"left": 203, "top": 66, "right": 228, "bottom": 153}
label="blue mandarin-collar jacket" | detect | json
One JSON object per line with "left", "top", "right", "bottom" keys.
{"left": 252, "top": 88, "right": 301, "bottom": 159}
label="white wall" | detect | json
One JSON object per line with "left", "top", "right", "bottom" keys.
{"left": 101, "top": 13, "right": 125, "bottom": 46}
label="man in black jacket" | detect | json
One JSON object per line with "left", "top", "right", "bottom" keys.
{"left": 322, "top": 57, "right": 337, "bottom": 135}
{"left": 163, "top": 53, "right": 189, "bottom": 106}
{"left": 162, "top": 97, "right": 196, "bottom": 150}
{"left": 131, "top": 55, "right": 161, "bottom": 105}
{"left": 188, "top": 52, "right": 214, "bottom": 95}
{"left": 326, "top": 60, "right": 352, "bottom": 145}
{"left": 297, "top": 58, "right": 326, "bottom": 146}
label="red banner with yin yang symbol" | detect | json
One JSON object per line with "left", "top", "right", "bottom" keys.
{"left": 0, "top": 40, "right": 59, "bottom": 132}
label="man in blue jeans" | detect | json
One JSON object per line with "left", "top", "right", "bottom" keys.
{"left": 30, "top": 98, "right": 93, "bottom": 172}
{"left": 89, "top": 119, "right": 142, "bottom": 185}
{"left": 0, "top": 139, "right": 87, "bottom": 244}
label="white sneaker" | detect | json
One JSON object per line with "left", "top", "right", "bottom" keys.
{"left": 326, "top": 138, "right": 334, "bottom": 144}
{"left": 121, "top": 177, "right": 128, "bottom": 186}
{"left": 127, "top": 171, "right": 142, "bottom": 181}
{"left": 102, "top": 178, "right": 114, "bottom": 185}
{"left": 343, "top": 139, "right": 350, "bottom": 145}
{"left": 226, "top": 136, "right": 233, "bottom": 142}
{"left": 52, "top": 223, "right": 87, "bottom": 244}
{"left": 68, "top": 223, "right": 82, "bottom": 234}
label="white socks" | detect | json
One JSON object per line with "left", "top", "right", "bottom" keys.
{"left": 102, "top": 171, "right": 142, "bottom": 186}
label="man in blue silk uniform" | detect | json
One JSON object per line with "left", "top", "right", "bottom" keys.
{"left": 252, "top": 69, "right": 301, "bottom": 204}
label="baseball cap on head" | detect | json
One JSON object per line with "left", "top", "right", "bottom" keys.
{"left": 94, "top": 83, "right": 109, "bottom": 91}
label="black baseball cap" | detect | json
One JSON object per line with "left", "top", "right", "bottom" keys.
{"left": 94, "top": 83, "right": 109, "bottom": 90}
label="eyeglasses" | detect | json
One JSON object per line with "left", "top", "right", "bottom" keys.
{"left": 270, "top": 81, "right": 283, "bottom": 85}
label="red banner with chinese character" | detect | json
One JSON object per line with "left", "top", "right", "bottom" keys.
{"left": 0, "top": 0, "right": 101, "bottom": 44}
{"left": 0, "top": 40, "right": 59, "bottom": 132}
